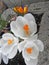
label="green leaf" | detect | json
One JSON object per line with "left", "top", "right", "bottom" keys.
{"left": 0, "top": 19, "right": 8, "bottom": 30}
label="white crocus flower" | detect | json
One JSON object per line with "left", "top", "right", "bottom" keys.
{"left": 0, "top": 33, "right": 19, "bottom": 64}
{"left": 25, "top": 58, "right": 38, "bottom": 65}
{"left": 10, "top": 13, "right": 37, "bottom": 39}
{"left": 18, "top": 34, "right": 44, "bottom": 65}
{"left": 0, "top": 38, "right": 8, "bottom": 64}
{"left": 18, "top": 34, "right": 38, "bottom": 53}
{"left": 22, "top": 41, "right": 39, "bottom": 60}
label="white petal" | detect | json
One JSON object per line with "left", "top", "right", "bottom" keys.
{"left": 7, "top": 45, "right": 17, "bottom": 59}
{"left": 22, "top": 49, "right": 30, "bottom": 61}
{"left": 24, "top": 13, "right": 36, "bottom": 23}
{"left": 10, "top": 21, "right": 17, "bottom": 35}
{"left": 0, "top": 52, "right": 2, "bottom": 64}
{"left": 26, "top": 34, "right": 38, "bottom": 41}
{"left": 2, "top": 44, "right": 12, "bottom": 55}
{"left": 31, "top": 34, "right": 38, "bottom": 40}
{"left": 30, "top": 44, "right": 39, "bottom": 59}
{"left": 11, "top": 15, "right": 37, "bottom": 39}
{"left": 34, "top": 40, "right": 44, "bottom": 52}
{"left": 18, "top": 41, "right": 26, "bottom": 52}
{"left": 27, "top": 42, "right": 39, "bottom": 59}
{"left": 2, "top": 55, "right": 9, "bottom": 64}
{"left": 10, "top": 16, "right": 29, "bottom": 39}
{"left": 2, "top": 35, "right": 18, "bottom": 55}
{"left": 2, "top": 33, "right": 14, "bottom": 40}
{"left": 2, "top": 42, "right": 17, "bottom": 55}
{"left": 24, "top": 13, "right": 37, "bottom": 35}
{"left": 22, "top": 41, "right": 39, "bottom": 60}
{"left": 10, "top": 18, "right": 25, "bottom": 39}
{"left": 25, "top": 58, "right": 38, "bottom": 65}
{"left": 29, "top": 21, "right": 37, "bottom": 36}
{"left": 14, "top": 37, "right": 19, "bottom": 44}
{"left": 0, "top": 39, "right": 6, "bottom": 48}
{"left": 16, "top": 16, "right": 29, "bottom": 26}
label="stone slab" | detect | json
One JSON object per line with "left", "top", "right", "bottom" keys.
{"left": 28, "top": 1, "right": 49, "bottom": 14}
{"left": 2, "top": 0, "right": 21, "bottom": 8}
{"left": 2, "top": 0, "right": 47, "bottom": 8}
{"left": 22, "top": 0, "right": 44, "bottom": 6}
{"left": 38, "top": 11, "right": 49, "bottom": 65}
{"left": 0, "top": 1, "right": 7, "bottom": 13}
{"left": 1, "top": 8, "right": 17, "bottom": 21}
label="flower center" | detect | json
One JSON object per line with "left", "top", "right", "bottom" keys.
{"left": 26, "top": 47, "right": 32, "bottom": 54}
{"left": 13, "top": 6, "right": 28, "bottom": 14}
{"left": 23, "top": 24, "right": 29, "bottom": 35}
{"left": 18, "top": 7, "right": 24, "bottom": 13}
{"left": 8, "top": 39, "right": 13, "bottom": 45}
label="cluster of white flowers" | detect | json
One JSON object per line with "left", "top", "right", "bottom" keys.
{"left": 0, "top": 13, "right": 44, "bottom": 65}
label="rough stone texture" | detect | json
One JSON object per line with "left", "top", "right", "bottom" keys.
{"left": 38, "top": 11, "right": 49, "bottom": 65}
{"left": 28, "top": 1, "right": 49, "bottom": 14}
{"left": 1, "top": 0, "right": 21, "bottom": 8}
{"left": 22, "top": 0, "right": 45, "bottom": 6}
{"left": 0, "top": 1, "right": 7, "bottom": 14}
{"left": 1, "top": 8, "right": 17, "bottom": 21}
{"left": 1, "top": 0, "right": 48, "bottom": 8}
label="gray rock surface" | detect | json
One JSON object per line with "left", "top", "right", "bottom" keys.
{"left": 28, "top": 1, "right": 49, "bottom": 14}
{"left": 2, "top": 0, "right": 21, "bottom": 8}
{"left": 0, "top": 1, "right": 7, "bottom": 13}
{"left": 2, "top": 0, "right": 47, "bottom": 8}
{"left": 1, "top": 8, "right": 17, "bottom": 21}
{"left": 22, "top": 0, "right": 44, "bottom": 6}
{"left": 38, "top": 11, "right": 49, "bottom": 65}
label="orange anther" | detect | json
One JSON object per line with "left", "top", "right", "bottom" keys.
{"left": 23, "top": 24, "right": 29, "bottom": 31}
{"left": 24, "top": 6, "right": 28, "bottom": 14}
{"left": 13, "top": 6, "right": 28, "bottom": 14}
{"left": 26, "top": 48, "right": 32, "bottom": 54}
{"left": 8, "top": 39, "right": 13, "bottom": 45}
{"left": 23, "top": 24, "right": 29, "bottom": 35}
{"left": 18, "top": 7, "right": 24, "bottom": 14}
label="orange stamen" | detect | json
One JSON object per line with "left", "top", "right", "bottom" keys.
{"left": 13, "top": 7, "right": 17, "bottom": 12}
{"left": 13, "top": 6, "right": 28, "bottom": 14}
{"left": 8, "top": 39, "right": 13, "bottom": 45}
{"left": 23, "top": 24, "right": 29, "bottom": 31}
{"left": 26, "top": 48, "right": 32, "bottom": 54}
{"left": 24, "top": 6, "right": 28, "bottom": 14}
{"left": 23, "top": 24, "right": 29, "bottom": 35}
{"left": 18, "top": 7, "right": 24, "bottom": 14}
